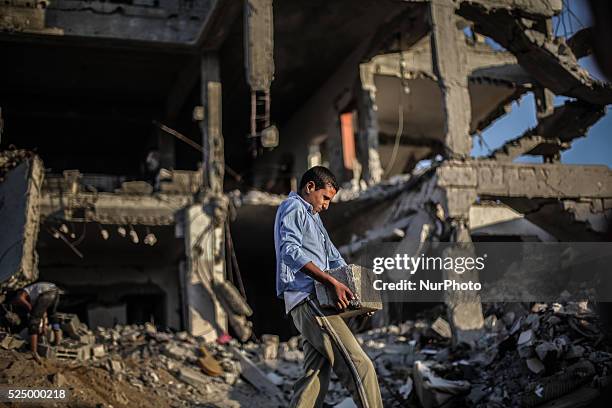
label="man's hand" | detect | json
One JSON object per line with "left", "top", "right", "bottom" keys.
{"left": 300, "top": 262, "right": 355, "bottom": 310}
{"left": 331, "top": 279, "right": 354, "bottom": 311}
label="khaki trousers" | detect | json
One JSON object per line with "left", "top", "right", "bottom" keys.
{"left": 289, "top": 299, "right": 383, "bottom": 408}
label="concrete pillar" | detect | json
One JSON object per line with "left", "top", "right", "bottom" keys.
{"left": 534, "top": 86, "right": 559, "bottom": 163}
{"left": 355, "top": 80, "right": 383, "bottom": 185}
{"left": 441, "top": 216, "right": 484, "bottom": 346}
{"left": 534, "top": 86, "right": 555, "bottom": 121}
{"left": 429, "top": 0, "right": 483, "bottom": 344}
{"left": 429, "top": 0, "right": 473, "bottom": 157}
{"left": 183, "top": 205, "right": 226, "bottom": 338}
{"left": 436, "top": 164, "right": 484, "bottom": 345}
{"left": 184, "top": 52, "right": 228, "bottom": 337}
{"left": 201, "top": 53, "right": 224, "bottom": 195}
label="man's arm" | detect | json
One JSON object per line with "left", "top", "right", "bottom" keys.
{"left": 11, "top": 291, "right": 32, "bottom": 313}
{"left": 279, "top": 204, "right": 313, "bottom": 272}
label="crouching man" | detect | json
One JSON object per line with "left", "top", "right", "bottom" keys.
{"left": 274, "top": 166, "right": 382, "bottom": 408}
{"left": 10, "top": 282, "right": 62, "bottom": 361}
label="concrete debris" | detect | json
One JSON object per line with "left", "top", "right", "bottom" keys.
{"left": 431, "top": 317, "right": 452, "bottom": 339}
{"left": 0, "top": 333, "right": 25, "bottom": 350}
{"left": 230, "top": 346, "right": 283, "bottom": 400}
{"left": 266, "top": 371, "right": 285, "bottom": 386}
{"left": 261, "top": 334, "right": 279, "bottom": 360}
{"left": 518, "top": 329, "right": 536, "bottom": 347}
{"left": 227, "top": 312, "right": 253, "bottom": 343}
{"left": 1, "top": 298, "right": 610, "bottom": 407}
{"left": 178, "top": 366, "right": 210, "bottom": 388}
{"left": 37, "top": 343, "right": 56, "bottom": 359}
{"left": 214, "top": 280, "right": 253, "bottom": 317}
{"left": 526, "top": 358, "right": 546, "bottom": 374}
{"left": 413, "top": 360, "right": 471, "bottom": 408}
{"left": 91, "top": 343, "right": 106, "bottom": 358}
{"left": 399, "top": 376, "right": 413, "bottom": 399}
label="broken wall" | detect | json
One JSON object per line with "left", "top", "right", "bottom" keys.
{"left": 0, "top": 153, "right": 44, "bottom": 290}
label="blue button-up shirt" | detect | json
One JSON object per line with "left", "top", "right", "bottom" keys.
{"left": 274, "top": 192, "right": 346, "bottom": 312}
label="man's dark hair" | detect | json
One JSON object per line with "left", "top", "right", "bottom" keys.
{"left": 299, "top": 166, "right": 340, "bottom": 192}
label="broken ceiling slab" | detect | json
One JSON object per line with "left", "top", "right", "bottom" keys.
{"left": 40, "top": 191, "right": 193, "bottom": 226}
{"left": 567, "top": 27, "right": 593, "bottom": 60}
{"left": 533, "top": 100, "right": 606, "bottom": 144}
{"left": 488, "top": 134, "right": 566, "bottom": 162}
{"left": 469, "top": 203, "right": 557, "bottom": 241}
{"left": 1, "top": 0, "right": 238, "bottom": 50}
{"left": 502, "top": 197, "right": 612, "bottom": 240}
{"left": 366, "top": 36, "right": 519, "bottom": 80}
{"left": 459, "top": 0, "right": 563, "bottom": 18}
{"left": 487, "top": 100, "right": 605, "bottom": 161}
{"left": 458, "top": 2, "right": 612, "bottom": 105}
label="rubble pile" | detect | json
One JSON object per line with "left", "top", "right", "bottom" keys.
{"left": 2, "top": 300, "right": 611, "bottom": 407}
{"left": 90, "top": 323, "right": 249, "bottom": 406}
{"left": 463, "top": 301, "right": 611, "bottom": 407}
{"left": 347, "top": 301, "right": 611, "bottom": 408}
{"left": 1, "top": 314, "right": 289, "bottom": 407}
{"left": 75, "top": 320, "right": 304, "bottom": 406}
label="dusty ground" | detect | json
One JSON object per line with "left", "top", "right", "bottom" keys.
{"left": 0, "top": 349, "right": 280, "bottom": 408}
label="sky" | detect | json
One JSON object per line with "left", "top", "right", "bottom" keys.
{"left": 470, "top": 0, "right": 612, "bottom": 168}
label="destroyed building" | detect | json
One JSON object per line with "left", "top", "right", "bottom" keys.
{"left": 2, "top": 0, "right": 612, "bottom": 407}
{"left": 1, "top": 0, "right": 611, "bottom": 361}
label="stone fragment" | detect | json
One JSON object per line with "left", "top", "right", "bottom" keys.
{"left": 431, "top": 317, "right": 452, "bottom": 339}
{"left": 526, "top": 358, "right": 545, "bottom": 374}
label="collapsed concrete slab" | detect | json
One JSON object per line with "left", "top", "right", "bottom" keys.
{"left": 458, "top": 1, "right": 612, "bottom": 106}
{"left": 488, "top": 101, "right": 606, "bottom": 162}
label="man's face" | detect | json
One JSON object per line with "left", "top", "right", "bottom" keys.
{"left": 303, "top": 181, "right": 337, "bottom": 213}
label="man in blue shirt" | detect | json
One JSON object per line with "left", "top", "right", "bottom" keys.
{"left": 274, "top": 166, "right": 382, "bottom": 408}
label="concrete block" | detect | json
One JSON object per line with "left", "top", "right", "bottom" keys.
{"left": 177, "top": 366, "right": 210, "bottom": 388}
{"left": 163, "top": 344, "right": 187, "bottom": 360}
{"left": 315, "top": 264, "right": 382, "bottom": 318}
{"left": 431, "top": 317, "right": 452, "bottom": 339}
{"left": 109, "top": 359, "right": 124, "bottom": 374}
{"left": 526, "top": 358, "right": 545, "bottom": 374}
{"left": 56, "top": 345, "right": 90, "bottom": 361}
{"left": 0, "top": 333, "right": 25, "bottom": 350}
{"left": 144, "top": 322, "right": 156, "bottom": 335}
{"left": 518, "top": 329, "right": 536, "bottom": 347}
{"left": 52, "top": 372, "right": 67, "bottom": 387}
{"left": 57, "top": 313, "right": 81, "bottom": 339}
{"left": 91, "top": 344, "right": 106, "bottom": 358}
{"left": 37, "top": 344, "right": 55, "bottom": 358}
